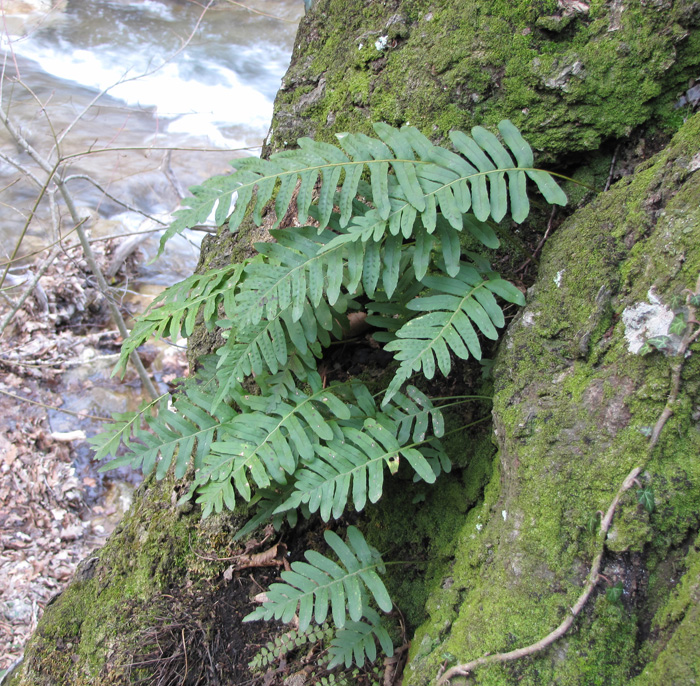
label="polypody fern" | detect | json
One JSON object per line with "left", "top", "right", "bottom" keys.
{"left": 94, "top": 120, "right": 566, "bottom": 671}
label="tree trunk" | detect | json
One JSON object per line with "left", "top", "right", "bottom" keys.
{"left": 9, "top": 1, "right": 700, "bottom": 684}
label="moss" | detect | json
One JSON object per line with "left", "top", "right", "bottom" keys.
{"left": 403, "top": 113, "right": 700, "bottom": 685}
{"left": 631, "top": 534, "right": 700, "bottom": 684}
{"left": 14, "top": 472, "right": 242, "bottom": 685}
{"left": 269, "top": 0, "right": 700, "bottom": 166}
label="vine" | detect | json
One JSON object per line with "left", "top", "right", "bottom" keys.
{"left": 93, "top": 120, "right": 567, "bottom": 670}
{"left": 437, "top": 274, "right": 700, "bottom": 683}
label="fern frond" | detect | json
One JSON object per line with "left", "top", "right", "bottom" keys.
{"left": 275, "top": 415, "right": 436, "bottom": 522}
{"left": 327, "top": 607, "right": 394, "bottom": 669}
{"left": 244, "top": 527, "right": 391, "bottom": 631}
{"left": 96, "top": 388, "right": 236, "bottom": 480}
{"left": 88, "top": 394, "right": 164, "bottom": 462}
{"left": 115, "top": 263, "right": 245, "bottom": 375}
{"left": 237, "top": 226, "right": 352, "bottom": 324}
{"left": 383, "top": 262, "right": 526, "bottom": 404}
{"left": 212, "top": 295, "right": 349, "bottom": 411}
{"left": 160, "top": 122, "right": 566, "bottom": 250}
{"left": 249, "top": 622, "right": 334, "bottom": 672}
{"left": 186, "top": 381, "right": 356, "bottom": 517}
{"left": 385, "top": 385, "right": 445, "bottom": 443}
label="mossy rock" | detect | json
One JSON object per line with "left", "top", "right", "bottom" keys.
{"left": 268, "top": 0, "right": 700, "bottom": 157}
{"left": 403, "top": 112, "right": 700, "bottom": 686}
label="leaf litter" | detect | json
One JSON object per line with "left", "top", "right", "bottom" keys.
{"left": 0, "top": 237, "right": 189, "bottom": 672}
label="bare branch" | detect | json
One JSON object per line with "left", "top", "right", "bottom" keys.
{"left": 63, "top": 173, "right": 169, "bottom": 224}
{"left": 0, "top": 244, "right": 60, "bottom": 337}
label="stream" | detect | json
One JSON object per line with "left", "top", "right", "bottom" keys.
{"left": 0, "top": 0, "right": 302, "bottom": 506}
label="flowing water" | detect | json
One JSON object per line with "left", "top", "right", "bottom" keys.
{"left": 1, "top": 0, "right": 302, "bottom": 260}
{"left": 0, "top": 0, "right": 302, "bottom": 506}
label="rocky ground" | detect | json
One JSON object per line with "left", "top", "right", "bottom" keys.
{"left": 0, "top": 236, "right": 188, "bottom": 675}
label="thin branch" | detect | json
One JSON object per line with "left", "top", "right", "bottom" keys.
{"left": 0, "top": 149, "right": 44, "bottom": 187}
{"left": 220, "top": 0, "right": 299, "bottom": 22}
{"left": 58, "top": 144, "right": 262, "bottom": 163}
{"left": 0, "top": 160, "right": 58, "bottom": 291}
{"left": 0, "top": 245, "right": 58, "bottom": 336}
{"left": 55, "top": 174, "right": 160, "bottom": 400}
{"left": 0, "top": 387, "right": 112, "bottom": 422}
{"left": 1, "top": 88, "right": 160, "bottom": 398}
{"left": 62, "top": 173, "right": 169, "bottom": 224}
{"left": 604, "top": 145, "right": 620, "bottom": 193}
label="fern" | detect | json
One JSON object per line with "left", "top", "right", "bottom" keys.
{"left": 248, "top": 622, "right": 334, "bottom": 672}
{"left": 327, "top": 608, "right": 394, "bottom": 670}
{"left": 383, "top": 261, "right": 525, "bottom": 404}
{"left": 273, "top": 416, "right": 440, "bottom": 522}
{"left": 244, "top": 527, "right": 391, "bottom": 631}
{"left": 98, "top": 120, "right": 567, "bottom": 672}
{"left": 115, "top": 263, "right": 245, "bottom": 375}
{"left": 93, "top": 387, "right": 236, "bottom": 479}
{"left": 161, "top": 120, "right": 565, "bottom": 252}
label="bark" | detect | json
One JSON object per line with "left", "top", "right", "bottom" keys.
{"left": 9, "top": 1, "right": 700, "bottom": 684}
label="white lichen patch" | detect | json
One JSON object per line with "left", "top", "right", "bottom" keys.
{"left": 554, "top": 270, "right": 565, "bottom": 287}
{"left": 522, "top": 310, "right": 539, "bottom": 327}
{"left": 622, "top": 290, "right": 675, "bottom": 354}
{"left": 375, "top": 35, "right": 388, "bottom": 50}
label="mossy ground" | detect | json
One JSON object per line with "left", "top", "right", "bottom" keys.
{"left": 7, "top": 474, "right": 282, "bottom": 685}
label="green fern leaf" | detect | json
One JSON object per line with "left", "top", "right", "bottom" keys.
{"left": 115, "top": 263, "right": 245, "bottom": 376}
{"left": 212, "top": 294, "right": 350, "bottom": 411}
{"left": 160, "top": 122, "right": 565, "bottom": 256}
{"left": 327, "top": 607, "right": 394, "bottom": 669}
{"left": 96, "top": 388, "right": 236, "bottom": 480}
{"left": 188, "top": 382, "right": 356, "bottom": 515}
{"left": 238, "top": 227, "right": 349, "bottom": 324}
{"left": 88, "top": 395, "right": 163, "bottom": 462}
{"left": 383, "top": 263, "right": 525, "bottom": 404}
{"left": 386, "top": 385, "right": 445, "bottom": 443}
{"left": 243, "top": 527, "right": 390, "bottom": 631}
{"left": 275, "top": 413, "right": 436, "bottom": 522}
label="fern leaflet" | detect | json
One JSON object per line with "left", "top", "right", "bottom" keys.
{"left": 115, "top": 263, "right": 245, "bottom": 375}
{"left": 327, "top": 607, "right": 394, "bottom": 669}
{"left": 383, "top": 262, "right": 525, "bottom": 403}
{"left": 244, "top": 527, "right": 391, "bottom": 631}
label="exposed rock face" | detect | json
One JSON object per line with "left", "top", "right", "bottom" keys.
{"left": 9, "top": 2, "right": 700, "bottom": 684}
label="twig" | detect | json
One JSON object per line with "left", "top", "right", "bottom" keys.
{"left": 181, "top": 628, "right": 188, "bottom": 686}
{"left": 438, "top": 275, "right": 700, "bottom": 684}
{"left": 0, "top": 244, "right": 61, "bottom": 336}
{"left": 62, "top": 174, "right": 169, "bottom": 224}
{"left": 220, "top": 0, "right": 299, "bottom": 22}
{"left": 0, "top": 77, "right": 160, "bottom": 399}
{"left": 604, "top": 145, "right": 620, "bottom": 193}
{"left": 516, "top": 207, "right": 556, "bottom": 274}
{"left": 0, "top": 388, "right": 112, "bottom": 422}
